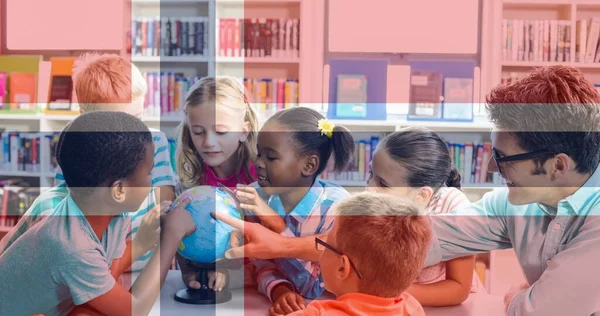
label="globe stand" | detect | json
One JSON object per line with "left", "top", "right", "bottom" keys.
{"left": 174, "top": 259, "right": 239, "bottom": 305}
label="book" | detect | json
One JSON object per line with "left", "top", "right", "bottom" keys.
{"left": 408, "top": 71, "right": 443, "bottom": 120}
{"left": 9, "top": 73, "right": 37, "bottom": 111}
{"left": 0, "top": 72, "right": 6, "bottom": 109}
{"left": 336, "top": 74, "right": 367, "bottom": 118}
{"left": 442, "top": 77, "right": 473, "bottom": 121}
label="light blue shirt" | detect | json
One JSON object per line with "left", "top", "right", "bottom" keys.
{"left": 0, "top": 195, "right": 130, "bottom": 316}
{"left": 54, "top": 128, "right": 175, "bottom": 271}
{"left": 252, "top": 179, "right": 351, "bottom": 300}
{"left": 426, "top": 164, "right": 600, "bottom": 315}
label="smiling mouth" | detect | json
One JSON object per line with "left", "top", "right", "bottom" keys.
{"left": 258, "top": 175, "right": 269, "bottom": 181}
{"left": 506, "top": 180, "right": 516, "bottom": 187}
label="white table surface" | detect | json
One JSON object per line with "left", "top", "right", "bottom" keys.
{"left": 130, "top": 271, "right": 505, "bottom": 315}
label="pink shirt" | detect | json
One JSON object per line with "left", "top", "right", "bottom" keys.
{"left": 414, "top": 187, "right": 483, "bottom": 293}
{"left": 203, "top": 162, "right": 257, "bottom": 189}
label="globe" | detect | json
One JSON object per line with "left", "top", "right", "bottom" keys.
{"left": 172, "top": 186, "right": 241, "bottom": 263}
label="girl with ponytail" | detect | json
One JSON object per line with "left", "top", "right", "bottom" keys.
{"left": 234, "top": 107, "right": 354, "bottom": 315}
{"left": 365, "top": 126, "right": 483, "bottom": 307}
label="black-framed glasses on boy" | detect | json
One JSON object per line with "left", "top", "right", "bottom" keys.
{"left": 491, "top": 148, "right": 557, "bottom": 176}
{"left": 315, "top": 237, "right": 363, "bottom": 279}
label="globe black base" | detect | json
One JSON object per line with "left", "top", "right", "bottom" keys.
{"left": 174, "top": 287, "right": 233, "bottom": 305}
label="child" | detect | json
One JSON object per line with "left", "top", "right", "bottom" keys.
{"left": 0, "top": 111, "right": 195, "bottom": 316}
{"left": 280, "top": 192, "right": 431, "bottom": 316}
{"left": 175, "top": 76, "right": 259, "bottom": 291}
{"left": 234, "top": 107, "right": 355, "bottom": 315}
{"left": 366, "top": 127, "right": 483, "bottom": 306}
{"left": 52, "top": 53, "right": 176, "bottom": 272}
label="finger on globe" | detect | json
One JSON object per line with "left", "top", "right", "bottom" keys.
{"left": 211, "top": 211, "right": 245, "bottom": 231}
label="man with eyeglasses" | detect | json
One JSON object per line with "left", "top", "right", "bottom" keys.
{"left": 215, "top": 66, "right": 600, "bottom": 316}
{"left": 426, "top": 65, "right": 600, "bottom": 315}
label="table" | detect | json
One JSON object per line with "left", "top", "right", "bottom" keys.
{"left": 139, "top": 271, "right": 505, "bottom": 315}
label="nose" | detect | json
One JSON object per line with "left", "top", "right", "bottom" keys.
{"left": 487, "top": 156, "right": 499, "bottom": 173}
{"left": 365, "top": 179, "right": 378, "bottom": 191}
{"left": 203, "top": 131, "right": 217, "bottom": 148}
{"left": 255, "top": 155, "right": 266, "bottom": 169}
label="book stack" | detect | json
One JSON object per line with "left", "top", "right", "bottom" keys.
{"left": 321, "top": 137, "right": 380, "bottom": 183}
{"left": 447, "top": 142, "right": 503, "bottom": 186}
{"left": 217, "top": 18, "right": 300, "bottom": 58}
{"left": 131, "top": 17, "right": 209, "bottom": 57}
{"left": 575, "top": 18, "right": 600, "bottom": 64}
{"left": 244, "top": 78, "right": 299, "bottom": 118}
{"left": 502, "top": 19, "right": 572, "bottom": 62}
{"left": 0, "top": 132, "right": 60, "bottom": 175}
{"left": 142, "top": 72, "right": 204, "bottom": 117}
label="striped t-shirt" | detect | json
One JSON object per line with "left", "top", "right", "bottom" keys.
{"left": 50, "top": 128, "right": 174, "bottom": 271}
{"left": 252, "top": 179, "right": 351, "bottom": 301}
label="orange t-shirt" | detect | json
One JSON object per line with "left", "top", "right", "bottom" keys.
{"left": 289, "top": 292, "right": 425, "bottom": 316}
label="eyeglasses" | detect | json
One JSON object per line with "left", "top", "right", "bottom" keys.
{"left": 315, "top": 237, "right": 363, "bottom": 279}
{"left": 492, "top": 148, "right": 557, "bottom": 176}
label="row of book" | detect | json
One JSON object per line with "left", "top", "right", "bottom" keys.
{"left": 217, "top": 18, "right": 300, "bottom": 58}
{"left": 321, "top": 137, "right": 380, "bottom": 183}
{"left": 448, "top": 142, "right": 503, "bottom": 185}
{"left": 141, "top": 73, "right": 300, "bottom": 118}
{"left": 0, "top": 132, "right": 60, "bottom": 175}
{"left": 130, "top": 17, "right": 209, "bottom": 57}
{"left": 320, "top": 139, "right": 504, "bottom": 186}
{"left": 0, "top": 183, "right": 40, "bottom": 227}
{"left": 576, "top": 18, "right": 600, "bottom": 64}
{"left": 142, "top": 72, "right": 204, "bottom": 118}
{"left": 243, "top": 78, "right": 299, "bottom": 118}
{"left": 502, "top": 19, "right": 572, "bottom": 63}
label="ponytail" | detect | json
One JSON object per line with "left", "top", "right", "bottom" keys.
{"left": 267, "top": 107, "right": 355, "bottom": 177}
{"left": 445, "top": 168, "right": 462, "bottom": 189}
{"left": 331, "top": 125, "right": 355, "bottom": 172}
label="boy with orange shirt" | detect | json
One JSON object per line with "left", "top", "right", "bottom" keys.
{"left": 277, "top": 192, "right": 431, "bottom": 316}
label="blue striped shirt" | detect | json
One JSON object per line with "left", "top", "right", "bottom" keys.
{"left": 252, "top": 179, "right": 350, "bottom": 301}
{"left": 53, "top": 128, "right": 174, "bottom": 271}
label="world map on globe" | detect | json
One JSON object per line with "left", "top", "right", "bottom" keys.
{"left": 172, "top": 186, "right": 242, "bottom": 263}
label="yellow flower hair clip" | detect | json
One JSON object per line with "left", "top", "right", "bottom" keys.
{"left": 318, "top": 118, "right": 335, "bottom": 138}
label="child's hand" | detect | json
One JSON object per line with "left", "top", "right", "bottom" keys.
{"left": 163, "top": 198, "right": 195, "bottom": 239}
{"left": 134, "top": 201, "right": 172, "bottom": 254}
{"left": 269, "top": 284, "right": 306, "bottom": 316}
{"left": 236, "top": 185, "right": 286, "bottom": 233}
{"left": 208, "top": 268, "right": 228, "bottom": 292}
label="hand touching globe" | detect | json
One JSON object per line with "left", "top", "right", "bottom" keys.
{"left": 172, "top": 186, "right": 242, "bottom": 264}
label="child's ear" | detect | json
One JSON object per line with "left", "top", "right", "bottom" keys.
{"left": 302, "top": 155, "right": 319, "bottom": 177}
{"left": 110, "top": 181, "right": 126, "bottom": 204}
{"left": 337, "top": 255, "right": 353, "bottom": 280}
{"left": 239, "top": 121, "right": 251, "bottom": 142}
{"left": 414, "top": 186, "right": 434, "bottom": 206}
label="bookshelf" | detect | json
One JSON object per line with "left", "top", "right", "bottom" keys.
{"left": 483, "top": 0, "right": 600, "bottom": 91}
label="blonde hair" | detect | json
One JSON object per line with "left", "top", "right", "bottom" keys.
{"left": 334, "top": 192, "right": 431, "bottom": 297}
{"left": 73, "top": 53, "right": 147, "bottom": 111}
{"left": 176, "top": 76, "right": 259, "bottom": 188}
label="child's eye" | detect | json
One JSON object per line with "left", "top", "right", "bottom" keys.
{"left": 216, "top": 131, "right": 228, "bottom": 136}
{"left": 192, "top": 131, "right": 204, "bottom": 136}
{"left": 380, "top": 180, "right": 389, "bottom": 188}
{"left": 267, "top": 156, "right": 276, "bottom": 161}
